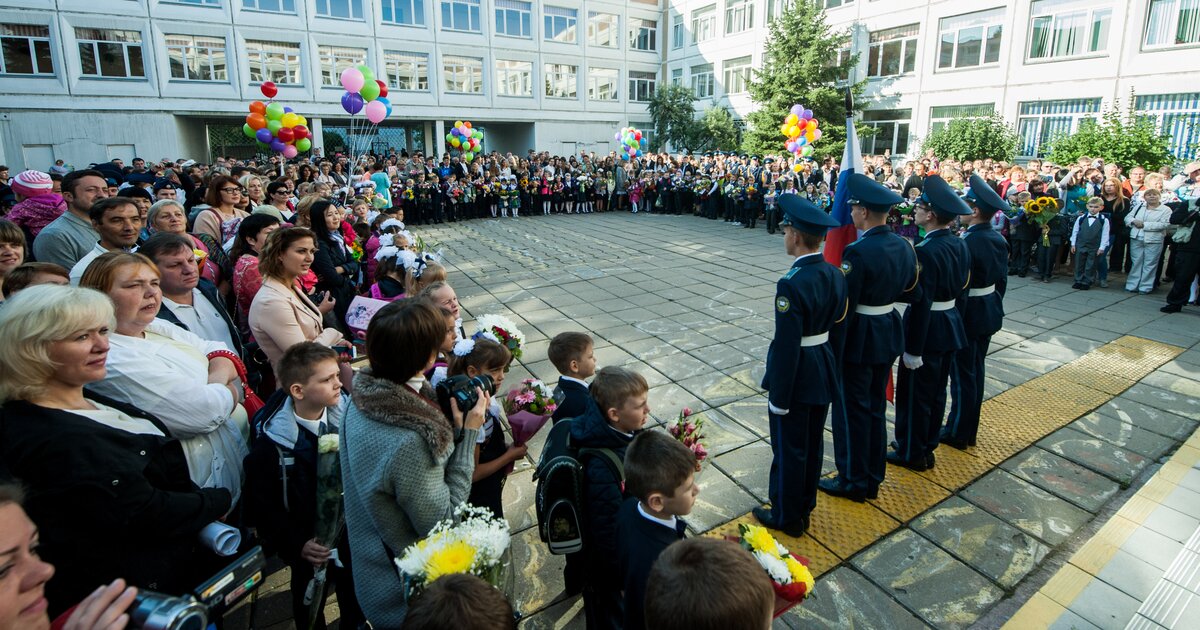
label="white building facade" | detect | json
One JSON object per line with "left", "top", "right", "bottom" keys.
{"left": 1, "top": 0, "right": 1198, "bottom": 170}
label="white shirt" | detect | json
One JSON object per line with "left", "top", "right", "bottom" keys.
{"left": 1070, "top": 213, "right": 1111, "bottom": 250}
{"left": 637, "top": 501, "right": 679, "bottom": 530}
{"left": 294, "top": 408, "right": 328, "bottom": 437}
{"left": 558, "top": 375, "right": 589, "bottom": 388}
{"left": 76, "top": 401, "right": 165, "bottom": 437}
{"left": 164, "top": 289, "right": 237, "bottom": 351}
{"left": 69, "top": 243, "right": 113, "bottom": 285}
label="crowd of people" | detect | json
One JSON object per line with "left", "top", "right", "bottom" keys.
{"left": 0, "top": 144, "right": 1197, "bottom": 630}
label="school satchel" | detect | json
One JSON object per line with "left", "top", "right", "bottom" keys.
{"left": 1172, "top": 211, "right": 1197, "bottom": 244}
{"left": 533, "top": 419, "right": 623, "bottom": 555}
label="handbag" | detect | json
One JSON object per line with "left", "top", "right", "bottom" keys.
{"left": 207, "top": 350, "right": 267, "bottom": 417}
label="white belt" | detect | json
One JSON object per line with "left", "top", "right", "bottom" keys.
{"left": 968, "top": 284, "right": 996, "bottom": 297}
{"left": 800, "top": 332, "right": 830, "bottom": 347}
{"left": 855, "top": 303, "right": 895, "bottom": 316}
{"left": 931, "top": 300, "right": 956, "bottom": 311}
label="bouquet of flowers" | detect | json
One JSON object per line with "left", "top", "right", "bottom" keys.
{"left": 474, "top": 314, "right": 525, "bottom": 361}
{"left": 348, "top": 239, "right": 364, "bottom": 262}
{"left": 404, "top": 189, "right": 415, "bottom": 201}
{"left": 1023, "top": 196, "right": 1060, "bottom": 246}
{"left": 193, "top": 248, "right": 208, "bottom": 269}
{"left": 303, "top": 434, "right": 345, "bottom": 629}
{"left": 395, "top": 504, "right": 511, "bottom": 601}
{"left": 502, "top": 378, "right": 560, "bottom": 446}
{"left": 737, "top": 523, "right": 815, "bottom": 603}
{"left": 668, "top": 407, "right": 708, "bottom": 471}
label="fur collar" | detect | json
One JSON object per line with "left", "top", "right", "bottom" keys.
{"left": 351, "top": 367, "right": 453, "bottom": 457}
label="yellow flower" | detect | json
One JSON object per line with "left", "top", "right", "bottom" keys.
{"left": 785, "top": 556, "right": 815, "bottom": 594}
{"left": 1023, "top": 199, "right": 1038, "bottom": 213}
{"left": 425, "top": 540, "right": 476, "bottom": 583}
{"left": 743, "top": 525, "right": 779, "bottom": 555}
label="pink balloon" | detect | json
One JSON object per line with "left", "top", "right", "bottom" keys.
{"left": 281, "top": 144, "right": 299, "bottom": 159}
{"left": 812, "top": 129, "right": 823, "bottom": 141}
{"left": 364, "top": 100, "right": 387, "bottom": 124}
{"left": 340, "top": 67, "right": 364, "bottom": 93}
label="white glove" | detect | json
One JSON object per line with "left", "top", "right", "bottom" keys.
{"left": 902, "top": 353, "right": 924, "bottom": 370}
{"left": 768, "top": 402, "right": 789, "bottom": 415}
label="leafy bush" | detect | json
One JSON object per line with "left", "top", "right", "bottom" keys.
{"left": 690, "top": 107, "right": 741, "bottom": 152}
{"left": 1046, "top": 97, "right": 1174, "bottom": 171}
{"left": 919, "top": 114, "right": 1018, "bottom": 162}
{"left": 647, "top": 84, "right": 697, "bottom": 152}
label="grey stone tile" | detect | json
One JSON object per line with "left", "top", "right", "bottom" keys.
{"left": 783, "top": 567, "right": 931, "bottom": 630}
{"left": 687, "top": 343, "right": 757, "bottom": 370}
{"left": 1118, "top": 384, "right": 1200, "bottom": 421}
{"left": 1162, "top": 486, "right": 1200, "bottom": 520}
{"left": 1070, "top": 412, "right": 1177, "bottom": 460}
{"left": 1120, "top": 526, "right": 1185, "bottom": 572}
{"left": 985, "top": 356, "right": 1052, "bottom": 385}
{"left": 1010, "top": 337, "right": 1101, "bottom": 363}
{"left": 1094, "top": 399, "right": 1198, "bottom": 441}
{"left": 1000, "top": 447, "right": 1121, "bottom": 513}
{"left": 712, "top": 439, "right": 772, "bottom": 503}
{"left": 850, "top": 529, "right": 1003, "bottom": 628}
{"left": 715, "top": 395, "right": 771, "bottom": 437}
{"left": 617, "top": 337, "right": 682, "bottom": 362}
{"left": 911, "top": 496, "right": 1050, "bottom": 590}
{"left": 1095, "top": 548, "right": 1165, "bottom": 602}
{"left": 1037, "top": 427, "right": 1149, "bottom": 486}
{"left": 510, "top": 526, "right": 568, "bottom": 616}
{"left": 645, "top": 350, "right": 712, "bottom": 380}
{"left": 988, "top": 348, "right": 1065, "bottom": 374}
{"left": 667, "top": 407, "right": 758, "bottom": 457}
{"left": 1047, "top": 609, "right": 1103, "bottom": 630}
{"left": 1068, "top": 578, "right": 1143, "bottom": 630}
{"left": 1140, "top": 371, "right": 1200, "bottom": 399}
{"left": 646, "top": 383, "right": 707, "bottom": 422}
{"left": 675, "top": 371, "right": 759, "bottom": 408}
{"left": 961, "top": 470, "right": 1092, "bottom": 547}
{"left": 685, "top": 466, "right": 760, "bottom": 533}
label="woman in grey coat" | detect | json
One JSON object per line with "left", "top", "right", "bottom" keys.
{"left": 340, "top": 299, "right": 489, "bottom": 628}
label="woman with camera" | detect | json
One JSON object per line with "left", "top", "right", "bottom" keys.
{"left": 340, "top": 298, "right": 490, "bottom": 629}
{"left": 0, "top": 285, "right": 232, "bottom": 619}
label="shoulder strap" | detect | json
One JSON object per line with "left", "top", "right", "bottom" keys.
{"left": 578, "top": 447, "right": 624, "bottom": 481}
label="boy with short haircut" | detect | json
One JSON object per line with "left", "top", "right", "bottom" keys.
{"left": 570, "top": 366, "right": 650, "bottom": 629}
{"left": 404, "top": 574, "right": 517, "bottom": 630}
{"left": 1071, "top": 196, "right": 1111, "bottom": 290}
{"left": 548, "top": 331, "right": 598, "bottom": 424}
{"left": 644, "top": 538, "right": 774, "bottom": 630}
{"left": 618, "top": 430, "right": 699, "bottom": 630}
{"left": 242, "top": 342, "right": 364, "bottom": 629}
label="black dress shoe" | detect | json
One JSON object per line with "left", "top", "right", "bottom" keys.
{"left": 886, "top": 449, "right": 930, "bottom": 471}
{"left": 817, "top": 477, "right": 868, "bottom": 502}
{"left": 1161, "top": 305, "right": 1182, "bottom": 313}
{"left": 752, "top": 507, "right": 808, "bottom": 537}
{"left": 940, "top": 435, "right": 971, "bottom": 450}
{"left": 926, "top": 452, "right": 936, "bottom": 469}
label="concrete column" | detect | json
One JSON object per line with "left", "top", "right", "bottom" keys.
{"left": 433, "top": 119, "right": 445, "bottom": 159}
{"left": 311, "top": 117, "right": 325, "bottom": 158}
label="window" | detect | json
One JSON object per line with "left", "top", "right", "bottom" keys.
{"left": 692, "top": 5, "right": 716, "bottom": 43}
{"left": 315, "top": 0, "right": 363, "bottom": 20}
{"left": 1016, "top": 98, "right": 1101, "bottom": 156}
{"left": 494, "top": 0, "right": 531, "bottom": 37}
{"left": 384, "top": 50, "right": 428, "bottom": 90}
{"left": 587, "top": 67, "right": 618, "bottom": 101}
{"left": 671, "top": 67, "right": 682, "bottom": 84}
{"left": 546, "top": 6, "right": 578, "bottom": 43}
{"left": 867, "top": 24, "right": 918, "bottom": 78}
{"left": 381, "top": 0, "right": 425, "bottom": 26}
{"left": 76, "top": 28, "right": 143, "bottom": 78}
{"left": 938, "top": 8, "right": 1003, "bottom": 69}
{"left": 443, "top": 55, "right": 482, "bottom": 93}
{"left": 318, "top": 45, "right": 366, "bottom": 86}
{"left": 629, "top": 70, "right": 656, "bottom": 102}
{"left": 722, "top": 56, "right": 752, "bottom": 94}
{"left": 165, "top": 34, "right": 226, "bottom": 81}
{"left": 766, "top": 0, "right": 792, "bottom": 21}
{"left": 827, "top": 46, "right": 852, "bottom": 82}
{"left": 544, "top": 63, "right": 576, "bottom": 98}
{"left": 586, "top": 11, "right": 615, "bottom": 47}
{"left": 630, "top": 17, "right": 657, "bottom": 51}
{"left": 1144, "top": 0, "right": 1200, "bottom": 48}
{"left": 929, "top": 103, "right": 995, "bottom": 132}
{"left": 0, "top": 24, "right": 54, "bottom": 75}
{"left": 725, "top": 0, "right": 753, "bottom": 34}
{"left": 496, "top": 59, "right": 532, "bottom": 96}
{"left": 168, "top": 0, "right": 220, "bottom": 5}
{"left": 242, "top": 0, "right": 296, "bottom": 13}
{"left": 862, "top": 109, "right": 912, "bottom": 156}
{"left": 691, "top": 63, "right": 713, "bottom": 98}
{"left": 1028, "top": 0, "right": 1112, "bottom": 60}
{"left": 824, "top": 0, "right": 852, "bottom": 8}
{"left": 1135, "top": 93, "right": 1200, "bottom": 160}
{"left": 672, "top": 14, "right": 683, "bottom": 48}
{"left": 245, "top": 39, "right": 302, "bottom": 84}
{"left": 441, "top": 0, "right": 481, "bottom": 32}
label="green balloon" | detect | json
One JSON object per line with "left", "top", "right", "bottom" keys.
{"left": 296, "top": 138, "right": 312, "bottom": 152}
{"left": 256, "top": 141, "right": 269, "bottom": 150}
{"left": 357, "top": 64, "right": 375, "bottom": 85}
{"left": 445, "top": 133, "right": 453, "bottom": 141}
{"left": 360, "top": 81, "right": 380, "bottom": 102}
{"left": 267, "top": 119, "right": 283, "bottom": 134}
{"left": 473, "top": 130, "right": 483, "bottom": 139}
{"left": 242, "top": 123, "right": 256, "bottom": 139}
{"left": 265, "top": 102, "right": 285, "bottom": 120}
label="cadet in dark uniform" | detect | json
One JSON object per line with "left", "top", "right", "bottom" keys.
{"left": 820, "top": 174, "right": 916, "bottom": 502}
{"left": 945, "top": 175, "right": 1009, "bottom": 448}
{"left": 889, "top": 175, "right": 972, "bottom": 470}
{"left": 756, "top": 195, "right": 847, "bottom": 535}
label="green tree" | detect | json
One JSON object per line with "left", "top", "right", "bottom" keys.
{"left": 1046, "top": 95, "right": 1174, "bottom": 171}
{"left": 690, "top": 106, "right": 741, "bottom": 152}
{"left": 743, "top": 0, "right": 868, "bottom": 161}
{"left": 919, "top": 114, "right": 1019, "bottom": 162}
{"left": 647, "top": 84, "right": 697, "bottom": 152}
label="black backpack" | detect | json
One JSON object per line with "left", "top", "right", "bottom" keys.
{"left": 533, "top": 418, "right": 623, "bottom": 555}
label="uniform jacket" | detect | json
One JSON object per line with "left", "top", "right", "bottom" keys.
{"left": 959, "top": 223, "right": 1008, "bottom": 338}
{"left": 617, "top": 498, "right": 686, "bottom": 630}
{"left": 904, "top": 229, "right": 971, "bottom": 356}
{"left": 248, "top": 277, "right": 343, "bottom": 373}
{"left": 762, "top": 254, "right": 847, "bottom": 408}
{"left": 837, "top": 225, "right": 918, "bottom": 365}
{"left": 568, "top": 401, "right": 632, "bottom": 586}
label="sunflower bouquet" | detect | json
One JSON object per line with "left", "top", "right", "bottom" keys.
{"left": 737, "top": 523, "right": 815, "bottom": 603}
{"left": 395, "top": 504, "right": 511, "bottom": 601}
{"left": 1023, "top": 196, "right": 1060, "bottom": 245}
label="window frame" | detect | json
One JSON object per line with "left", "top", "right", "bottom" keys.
{"left": 586, "top": 11, "right": 616, "bottom": 47}
{"left": 1027, "top": 0, "right": 1113, "bottom": 61}
{"left": 866, "top": 24, "right": 919, "bottom": 78}
{"left": 241, "top": 0, "right": 296, "bottom": 14}
{"left": 1015, "top": 97, "right": 1102, "bottom": 157}
{"left": 861, "top": 109, "right": 913, "bottom": 156}
{"left": 495, "top": 58, "right": 533, "bottom": 97}
{"left": 671, "top": 14, "right": 683, "bottom": 48}
{"left": 691, "top": 63, "right": 714, "bottom": 98}
{"left": 629, "top": 17, "right": 657, "bottom": 51}
{"left": 587, "top": 66, "right": 619, "bottom": 101}
{"left": 383, "top": 50, "right": 429, "bottom": 91}
{"left": 494, "top": 0, "right": 532, "bottom": 38}
{"left": 928, "top": 103, "right": 996, "bottom": 132}
{"left": 314, "top": 0, "right": 364, "bottom": 21}
{"left": 937, "top": 8, "right": 1004, "bottom": 71}
{"left": 628, "top": 70, "right": 656, "bottom": 102}
{"left": 442, "top": 54, "right": 483, "bottom": 93}
{"left": 75, "top": 28, "right": 145, "bottom": 79}
{"left": 164, "top": 33, "right": 227, "bottom": 82}
{"left": 722, "top": 55, "right": 752, "bottom": 94}
{"left": 381, "top": 0, "right": 426, "bottom": 27}
{"left": 724, "top": 0, "right": 754, "bottom": 35}
{"left": 1143, "top": 0, "right": 1200, "bottom": 49}
{"left": 544, "top": 62, "right": 578, "bottom": 98}
{"left": 440, "top": 0, "right": 482, "bottom": 33}
{"left": 691, "top": 5, "right": 716, "bottom": 43}
{"left": 545, "top": 6, "right": 579, "bottom": 44}
{"left": 244, "top": 39, "right": 303, "bottom": 85}
{"left": 317, "top": 45, "right": 366, "bottom": 87}
{"left": 0, "top": 23, "right": 55, "bottom": 76}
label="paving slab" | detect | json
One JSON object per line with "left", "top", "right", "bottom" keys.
{"left": 782, "top": 567, "right": 931, "bottom": 630}
{"left": 675, "top": 370, "right": 760, "bottom": 407}
{"left": 1000, "top": 447, "right": 1121, "bottom": 513}
{"left": 911, "top": 496, "right": 1050, "bottom": 590}
{"left": 1070, "top": 412, "right": 1177, "bottom": 460}
{"left": 685, "top": 466, "right": 760, "bottom": 534}
{"left": 1117, "top": 384, "right": 1200, "bottom": 421}
{"left": 1093, "top": 548, "right": 1166, "bottom": 602}
{"left": 962, "top": 470, "right": 1093, "bottom": 547}
{"left": 1094, "top": 398, "right": 1199, "bottom": 441}
{"left": 1068, "top": 577, "right": 1145, "bottom": 630}
{"left": 712, "top": 439, "right": 772, "bottom": 503}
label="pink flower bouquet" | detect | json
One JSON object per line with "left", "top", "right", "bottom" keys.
{"left": 503, "top": 379, "right": 558, "bottom": 446}
{"left": 668, "top": 407, "right": 708, "bottom": 471}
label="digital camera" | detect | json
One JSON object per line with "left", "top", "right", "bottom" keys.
{"left": 129, "top": 547, "right": 265, "bottom": 630}
{"left": 435, "top": 374, "right": 495, "bottom": 415}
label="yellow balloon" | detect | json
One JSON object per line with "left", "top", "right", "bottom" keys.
{"left": 780, "top": 125, "right": 791, "bottom": 136}
{"left": 785, "top": 114, "right": 799, "bottom": 125}
{"left": 792, "top": 164, "right": 803, "bottom": 172}
{"left": 297, "top": 115, "right": 308, "bottom": 127}
{"left": 788, "top": 125, "right": 800, "bottom": 137}
{"left": 805, "top": 131, "right": 815, "bottom": 142}
{"left": 454, "top": 120, "right": 464, "bottom": 128}
{"left": 281, "top": 112, "right": 299, "bottom": 128}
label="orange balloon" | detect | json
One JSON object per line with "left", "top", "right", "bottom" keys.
{"left": 246, "top": 113, "right": 267, "bottom": 130}
{"left": 464, "top": 121, "right": 472, "bottom": 129}
{"left": 249, "top": 101, "right": 266, "bottom": 115}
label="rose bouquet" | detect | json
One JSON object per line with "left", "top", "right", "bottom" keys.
{"left": 502, "top": 378, "right": 559, "bottom": 446}
{"left": 395, "top": 504, "right": 511, "bottom": 601}
{"left": 737, "top": 523, "right": 815, "bottom": 603}
{"left": 474, "top": 314, "right": 525, "bottom": 361}
{"left": 668, "top": 407, "right": 708, "bottom": 471}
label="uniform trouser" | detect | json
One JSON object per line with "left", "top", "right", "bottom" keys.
{"left": 1166, "top": 250, "right": 1200, "bottom": 307}
{"left": 894, "top": 352, "right": 951, "bottom": 463}
{"left": 1127, "top": 238, "right": 1164, "bottom": 293}
{"left": 768, "top": 404, "right": 827, "bottom": 529}
{"left": 1010, "top": 240, "right": 1033, "bottom": 275}
{"left": 1036, "top": 243, "right": 1059, "bottom": 280}
{"left": 832, "top": 362, "right": 890, "bottom": 493}
{"left": 947, "top": 335, "right": 990, "bottom": 446}
{"left": 1074, "top": 248, "right": 1100, "bottom": 286}
{"left": 765, "top": 205, "right": 779, "bottom": 233}
{"left": 582, "top": 584, "right": 623, "bottom": 630}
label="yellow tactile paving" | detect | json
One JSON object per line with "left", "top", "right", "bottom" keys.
{"left": 1001, "top": 592, "right": 1070, "bottom": 630}
{"left": 868, "top": 465, "right": 952, "bottom": 522}
{"left": 912, "top": 445, "right": 995, "bottom": 491}
{"left": 1052, "top": 364, "right": 1138, "bottom": 396}
{"left": 705, "top": 514, "right": 842, "bottom": 578}
{"left": 806, "top": 495, "right": 901, "bottom": 559}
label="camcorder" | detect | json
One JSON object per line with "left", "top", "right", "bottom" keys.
{"left": 128, "top": 546, "right": 265, "bottom": 630}
{"left": 435, "top": 374, "right": 495, "bottom": 415}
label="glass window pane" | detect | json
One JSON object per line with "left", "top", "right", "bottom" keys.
{"left": 2, "top": 38, "right": 33, "bottom": 74}
{"left": 897, "top": 123, "right": 910, "bottom": 154}
{"left": 1030, "top": 16, "right": 1051, "bottom": 57}
{"left": 875, "top": 123, "right": 895, "bottom": 154}
{"left": 882, "top": 40, "right": 901, "bottom": 75}
{"left": 33, "top": 39, "right": 52, "bottom": 74}
{"left": 1089, "top": 9, "right": 1111, "bottom": 51}
{"left": 956, "top": 26, "right": 982, "bottom": 67}
{"left": 868, "top": 43, "right": 880, "bottom": 75}
{"left": 97, "top": 42, "right": 125, "bottom": 76}
{"left": 1179, "top": 0, "right": 1200, "bottom": 44}
{"left": 984, "top": 25, "right": 1002, "bottom": 63}
{"left": 903, "top": 40, "right": 916, "bottom": 73}
{"left": 938, "top": 31, "right": 955, "bottom": 68}
{"left": 1053, "top": 12, "right": 1085, "bottom": 57}
{"left": 1144, "top": 0, "right": 1175, "bottom": 46}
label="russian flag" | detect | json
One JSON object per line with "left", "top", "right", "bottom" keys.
{"left": 822, "top": 114, "right": 863, "bottom": 266}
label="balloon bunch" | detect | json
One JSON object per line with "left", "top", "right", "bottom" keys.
{"left": 242, "top": 82, "right": 311, "bottom": 159}
{"left": 339, "top": 65, "right": 392, "bottom": 169}
{"left": 781, "top": 104, "right": 822, "bottom": 171}
{"left": 615, "top": 127, "right": 647, "bottom": 161}
{"left": 445, "top": 121, "right": 484, "bottom": 162}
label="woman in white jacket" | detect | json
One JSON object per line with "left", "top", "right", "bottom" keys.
{"left": 1125, "top": 189, "right": 1174, "bottom": 294}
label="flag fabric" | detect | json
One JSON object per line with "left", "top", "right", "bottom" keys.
{"left": 822, "top": 116, "right": 864, "bottom": 266}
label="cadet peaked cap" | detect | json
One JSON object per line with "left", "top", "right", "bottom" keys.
{"left": 779, "top": 193, "right": 840, "bottom": 235}
{"left": 918, "top": 175, "right": 971, "bottom": 216}
{"left": 963, "top": 174, "right": 1008, "bottom": 215}
{"left": 845, "top": 173, "right": 904, "bottom": 212}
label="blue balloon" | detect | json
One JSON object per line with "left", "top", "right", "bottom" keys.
{"left": 621, "top": 153, "right": 630, "bottom": 160}
{"left": 255, "top": 128, "right": 273, "bottom": 143}
{"left": 376, "top": 97, "right": 392, "bottom": 118}
{"left": 341, "top": 92, "right": 364, "bottom": 114}
{"left": 284, "top": 106, "right": 293, "bottom": 113}
{"left": 269, "top": 139, "right": 286, "bottom": 152}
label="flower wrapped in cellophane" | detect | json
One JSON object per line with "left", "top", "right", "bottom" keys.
{"left": 395, "top": 504, "right": 511, "bottom": 601}
{"left": 503, "top": 378, "right": 559, "bottom": 446}
{"left": 474, "top": 314, "right": 525, "bottom": 361}
{"left": 737, "top": 523, "right": 814, "bottom": 603}
{"left": 667, "top": 407, "right": 708, "bottom": 471}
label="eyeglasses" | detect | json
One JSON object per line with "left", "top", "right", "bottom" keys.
{"left": 220, "top": 187, "right": 242, "bottom": 194}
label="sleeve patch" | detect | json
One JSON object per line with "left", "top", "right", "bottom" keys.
{"left": 840, "top": 261, "right": 852, "bottom": 275}
{"left": 776, "top": 296, "right": 791, "bottom": 313}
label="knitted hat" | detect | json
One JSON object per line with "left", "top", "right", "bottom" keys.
{"left": 11, "top": 170, "right": 52, "bottom": 198}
